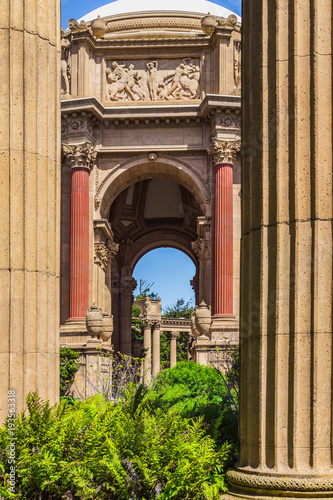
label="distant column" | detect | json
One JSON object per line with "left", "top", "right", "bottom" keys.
{"left": 143, "top": 321, "right": 152, "bottom": 383}
{"left": 152, "top": 322, "right": 161, "bottom": 377}
{"left": 170, "top": 332, "right": 178, "bottom": 368}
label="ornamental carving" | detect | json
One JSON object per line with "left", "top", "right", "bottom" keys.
{"left": 120, "top": 277, "right": 137, "bottom": 294}
{"left": 94, "top": 242, "right": 110, "bottom": 271}
{"left": 61, "top": 118, "right": 93, "bottom": 136}
{"left": 192, "top": 239, "right": 210, "bottom": 263}
{"left": 214, "top": 115, "right": 241, "bottom": 130}
{"left": 190, "top": 274, "right": 199, "bottom": 295}
{"left": 62, "top": 143, "right": 97, "bottom": 171}
{"left": 94, "top": 240, "right": 118, "bottom": 271}
{"left": 211, "top": 138, "right": 241, "bottom": 165}
{"left": 106, "top": 58, "right": 200, "bottom": 102}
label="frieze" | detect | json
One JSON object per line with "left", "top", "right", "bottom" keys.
{"left": 105, "top": 58, "right": 200, "bottom": 102}
{"left": 213, "top": 115, "right": 241, "bottom": 130}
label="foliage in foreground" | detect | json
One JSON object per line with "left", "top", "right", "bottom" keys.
{"left": 0, "top": 388, "right": 231, "bottom": 499}
{"left": 149, "top": 360, "right": 238, "bottom": 460}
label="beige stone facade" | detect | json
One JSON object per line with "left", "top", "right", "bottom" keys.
{"left": 59, "top": 7, "right": 242, "bottom": 362}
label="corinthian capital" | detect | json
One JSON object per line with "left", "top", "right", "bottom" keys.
{"left": 62, "top": 142, "right": 97, "bottom": 171}
{"left": 211, "top": 138, "right": 240, "bottom": 165}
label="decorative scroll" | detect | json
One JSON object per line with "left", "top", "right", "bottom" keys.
{"left": 106, "top": 58, "right": 200, "bottom": 102}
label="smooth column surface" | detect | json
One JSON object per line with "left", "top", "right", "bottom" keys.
{"left": 70, "top": 168, "right": 90, "bottom": 319}
{"left": 143, "top": 322, "right": 152, "bottom": 383}
{"left": 170, "top": 332, "right": 178, "bottom": 368}
{"left": 152, "top": 323, "right": 160, "bottom": 377}
{"left": 224, "top": 0, "right": 333, "bottom": 498}
{"left": 0, "top": 0, "right": 61, "bottom": 422}
{"left": 214, "top": 163, "right": 233, "bottom": 316}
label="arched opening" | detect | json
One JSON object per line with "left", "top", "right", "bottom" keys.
{"left": 108, "top": 175, "right": 204, "bottom": 355}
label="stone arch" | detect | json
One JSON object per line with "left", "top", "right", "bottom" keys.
{"left": 131, "top": 230, "right": 198, "bottom": 273}
{"left": 97, "top": 155, "right": 209, "bottom": 220}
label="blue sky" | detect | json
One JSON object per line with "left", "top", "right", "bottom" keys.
{"left": 60, "top": 0, "right": 241, "bottom": 308}
{"left": 61, "top": 0, "right": 241, "bottom": 28}
{"left": 133, "top": 248, "right": 196, "bottom": 311}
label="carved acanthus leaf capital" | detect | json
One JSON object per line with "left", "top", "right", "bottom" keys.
{"left": 62, "top": 142, "right": 97, "bottom": 171}
{"left": 120, "top": 277, "right": 137, "bottom": 294}
{"left": 211, "top": 138, "right": 241, "bottom": 165}
{"left": 192, "top": 238, "right": 210, "bottom": 263}
{"left": 94, "top": 242, "right": 110, "bottom": 271}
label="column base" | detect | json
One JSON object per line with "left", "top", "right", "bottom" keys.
{"left": 210, "top": 314, "right": 239, "bottom": 343}
{"left": 223, "top": 469, "right": 333, "bottom": 499}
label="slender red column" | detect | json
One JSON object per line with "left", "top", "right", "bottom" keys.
{"left": 70, "top": 167, "right": 90, "bottom": 318}
{"left": 214, "top": 162, "right": 233, "bottom": 316}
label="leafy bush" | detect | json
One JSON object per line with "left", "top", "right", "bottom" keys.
{"left": 149, "top": 360, "right": 239, "bottom": 463}
{"left": 0, "top": 388, "right": 231, "bottom": 499}
{"left": 60, "top": 347, "right": 81, "bottom": 397}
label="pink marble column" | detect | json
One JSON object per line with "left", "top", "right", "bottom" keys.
{"left": 212, "top": 140, "right": 240, "bottom": 318}
{"left": 214, "top": 161, "right": 234, "bottom": 316}
{"left": 62, "top": 143, "right": 96, "bottom": 320}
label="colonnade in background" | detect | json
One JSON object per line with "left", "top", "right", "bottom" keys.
{"left": 143, "top": 323, "right": 191, "bottom": 383}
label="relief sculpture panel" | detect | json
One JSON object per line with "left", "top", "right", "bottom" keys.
{"left": 105, "top": 58, "right": 201, "bottom": 102}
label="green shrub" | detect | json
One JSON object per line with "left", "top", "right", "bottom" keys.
{"left": 0, "top": 388, "right": 231, "bottom": 499}
{"left": 60, "top": 347, "right": 81, "bottom": 397}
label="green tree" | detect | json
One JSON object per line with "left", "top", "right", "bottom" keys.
{"left": 135, "top": 278, "right": 158, "bottom": 299}
{"left": 162, "top": 297, "right": 195, "bottom": 318}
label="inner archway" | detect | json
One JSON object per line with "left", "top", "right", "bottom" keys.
{"left": 109, "top": 176, "right": 205, "bottom": 354}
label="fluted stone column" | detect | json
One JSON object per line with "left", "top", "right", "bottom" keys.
{"left": 170, "top": 332, "right": 178, "bottom": 368}
{"left": 225, "top": 1, "right": 333, "bottom": 498}
{"left": 120, "top": 274, "right": 136, "bottom": 355}
{"left": 152, "top": 322, "right": 161, "bottom": 377}
{"left": 210, "top": 140, "right": 240, "bottom": 338}
{"left": 143, "top": 321, "right": 152, "bottom": 383}
{"left": 0, "top": 0, "right": 60, "bottom": 422}
{"left": 62, "top": 143, "right": 96, "bottom": 320}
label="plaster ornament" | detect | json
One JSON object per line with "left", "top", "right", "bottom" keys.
{"left": 94, "top": 242, "right": 110, "bottom": 271}
{"left": 201, "top": 14, "right": 218, "bottom": 35}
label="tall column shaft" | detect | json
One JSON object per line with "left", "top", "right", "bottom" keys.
{"left": 170, "top": 332, "right": 178, "bottom": 368}
{"left": 70, "top": 168, "right": 90, "bottom": 318}
{"left": 143, "top": 323, "right": 152, "bottom": 383}
{"left": 0, "top": 0, "right": 61, "bottom": 422}
{"left": 226, "top": 1, "right": 333, "bottom": 498}
{"left": 152, "top": 324, "right": 160, "bottom": 377}
{"left": 214, "top": 163, "right": 234, "bottom": 316}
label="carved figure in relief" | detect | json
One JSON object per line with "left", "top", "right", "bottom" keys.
{"left": 106, "top": 61, "right": 136, "bottom": 101}
{"left": 233, "top": 39, "right": 241, "bottom": 91}
{"left": 127, "top": 64, "right": 147, "bottom": 100}
{"left": 146, "top": 61, "right": 158, "bottom": 101}
{"left": 162, "top": 58, "right": 200, "bottom": 99}
{"left": 61, "top": 35, "right": 71, "bottom": 95}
